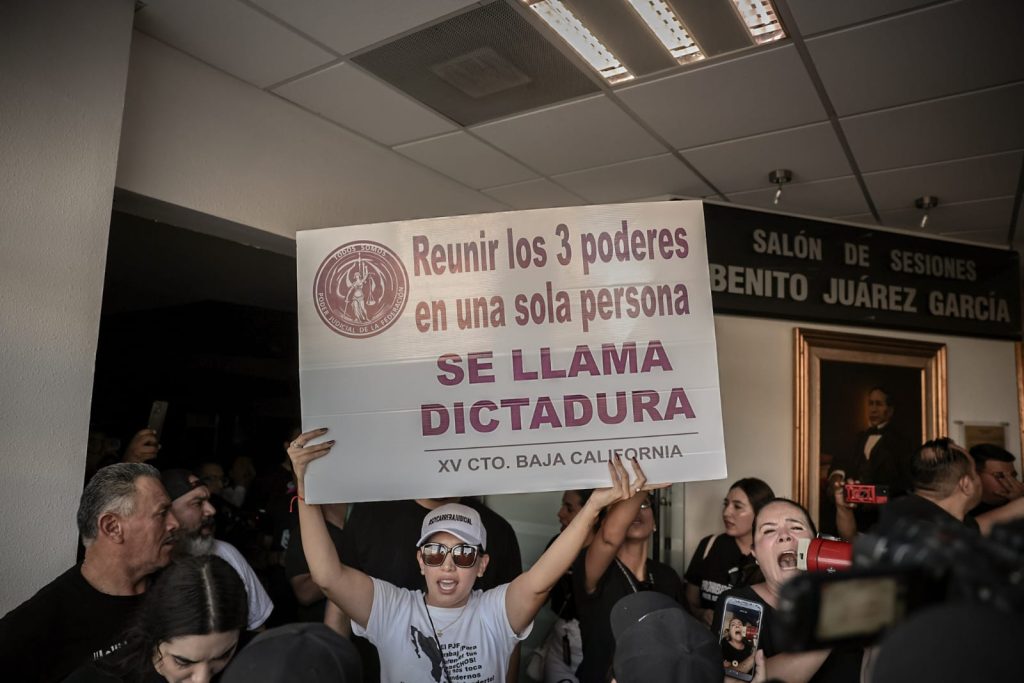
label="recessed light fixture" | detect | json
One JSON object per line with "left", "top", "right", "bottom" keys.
{"left": 624, "top": 0, "right": 704, "bottom": 65}
{"left": 730, "top": 0, "right": 787, "bottom": 45}
{"left": 522, "top": 0, "right": 634, "bottom": 83}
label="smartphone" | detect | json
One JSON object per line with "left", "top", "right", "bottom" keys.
{"left": 147, "top": 400, "right": 169, "bottom": 440}
{"left": 719, "top": 595, "right": 764, "bottom": 681}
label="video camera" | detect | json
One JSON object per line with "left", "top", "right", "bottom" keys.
{"left": 774, "top": 516, "right": 1024, "bottom": 651}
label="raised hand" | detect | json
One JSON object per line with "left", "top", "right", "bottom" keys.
{"left": 587, "top": 455, "right": 671, "bottom": 511}
{"left": 286, "top": 427, "right": 333, "bottom": 497}
{"left": 123, "top": 428, "right": 160, "bottom": 463}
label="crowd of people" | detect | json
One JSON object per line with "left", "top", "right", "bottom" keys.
{"left": 2, "top": 410, "right": 1024, "bottom": 683}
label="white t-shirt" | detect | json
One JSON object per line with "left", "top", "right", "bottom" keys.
{"left": 212, "top": 539, "right": 274, "bottom": 630}
{"left": 353, "top": 578, "right": 532, "bottom": 683}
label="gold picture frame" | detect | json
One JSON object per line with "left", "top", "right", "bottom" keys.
{"left": 794, "top": 328, "right": 947, "bottom": 529}
{"left": 1017, "top": 342, "right": 1024, "bottom": 459}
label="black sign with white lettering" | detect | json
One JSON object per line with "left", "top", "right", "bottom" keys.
{"left": 703, "top": 203, "right": 1021, "bottom": 340}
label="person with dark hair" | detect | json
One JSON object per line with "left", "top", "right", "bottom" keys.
{"left": 221, "top": 622, "right": 362, "bottom": 683}
{"left": 609, "top": 591, "right": 722, "bottom": 683}
{"left": 828, "top": 387, "right": 914, "bottom": 536}
{"left": 0, "top": 463, "right": 180, "bottom": 682}
{"left": 65, "top": 555, "right": 249, "bottom": 682}
{"left": 534, "top": 489, "right": 595, "bottom": 683}
{"left": 288, "top": 428, "right": 650, "bottom": 683}
{"left": 684, "top": 478, "right": 774, "bottom": 626}
{"left": 712, "top": 498, "right": 863, "bottom": 683}
{"left": 719, "top": 617, "right": 754, "bottom": 674}
{"left": 574, "top": 486, "right": 683, "bottom": 682}
{"left": 969, "top": 443, "right": 1024, "bottom": 515}
{"left": 160, "top": 470, "right": 273, "bottom": 631}
{"left": 874, "top": 438, "right": 983, "bottom": 535}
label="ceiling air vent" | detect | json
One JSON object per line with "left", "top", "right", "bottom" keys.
{"left": 430, "top": 47, "right": 532, "bottom": 99}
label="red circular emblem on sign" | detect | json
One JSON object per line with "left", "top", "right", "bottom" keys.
{"left": 312, "top": 241, "right": 409, "bottom": 338}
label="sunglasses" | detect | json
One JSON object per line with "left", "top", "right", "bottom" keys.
{"left": 420, "top": 542, "right": 480, "bottom": 568}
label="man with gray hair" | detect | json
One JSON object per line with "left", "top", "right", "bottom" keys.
{"left": 0, "top": 463, "right": 180, "bottom": 682}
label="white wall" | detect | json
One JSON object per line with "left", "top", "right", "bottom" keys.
{"left": 0, "top": 0, "right": 135, "bottom": 613}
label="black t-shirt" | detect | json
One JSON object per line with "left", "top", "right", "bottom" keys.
{"left": 572, "top": 550, "right": 685, "bottom": 683}
{"left": 546, "top": 534, "right": 580, "bottom": 621}
{"left": 284, "top": 518, "right": 346, "bottom": 622}
{"left": 875, "top": 493, "right": 981, "bottom": 536}
{"left": 338, "top": 498, "right": 523, "bottom": 682}
{"left": 0, "top": 566, "right": 145, "bottom": 682}
{"left": 712, "top": 586, "right": 862, "bottom": 683}
{"left": 684, "top": 534, "right": 757, "bottom": 609}
{"left": 721, "top": 638, "right": 754, "bottom": 666}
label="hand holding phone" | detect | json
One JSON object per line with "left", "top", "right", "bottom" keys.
{"left": 720, "top": 596, "right": 764, "bottom": 681}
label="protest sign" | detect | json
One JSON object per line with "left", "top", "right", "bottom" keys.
{"left": 297, "top": 201, "right": 726, "bottom": 502}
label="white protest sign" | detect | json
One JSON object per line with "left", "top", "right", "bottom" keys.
{"left": 297, "top": 202, "right": 726, "bottom": 502}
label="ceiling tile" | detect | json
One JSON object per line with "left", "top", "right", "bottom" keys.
{"left": 470, "top": 95, "right": 665, "bottom": 176}
{"left": 841, "top": 83, "right": 1024, "bottom": 172}
{"left": 727, "top": 176, "right": 870, "bottom": 217}
{"left": 394, "top": 132, "right": 537, "bottom": 189}
{"left": 552, "top": 154, "right": 708, "bottom": 203}
{"left": 273, "top": 63, "right": 455, "bottom": 145}
{"left": 481, "top": 179, "right": 585, "bottom": 210}
{"left": 249, "top": 0, "right": 478, "bottom": 55}
{"left": 872, "top": 196, "right": 1014, "bottom": 236}
{"left": 807, "top": 1, "right": 1024, "bottom": 116}
{"left": 617, "top": 45, "right": 826, "bottom": 149}
{"left": 863, "top": 152, "right": 1023, "bottom": 211}
{"left": 134, "top": 0, "right": 334, "bottom": 88}
{"left": 787, "top": 0, "right": 939, "bottom": 36}
{"left": 682, "top": 122, "right": 850, "bottom": 193}
{"left": 934, "top": 228, "right": 1009, "bottom": 246}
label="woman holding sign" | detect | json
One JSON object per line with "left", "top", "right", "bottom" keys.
{"left": 288, "top": 428, "right": 657, "bottom": 683}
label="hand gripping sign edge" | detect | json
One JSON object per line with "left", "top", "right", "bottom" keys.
{"left": 312, "top": 240, "right": 409, "bottom": 339}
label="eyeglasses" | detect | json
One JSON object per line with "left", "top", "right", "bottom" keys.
{"left": 420, "top": 542, "right": 480, "bottom": 568}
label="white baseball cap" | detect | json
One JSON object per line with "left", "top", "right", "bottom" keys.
{"left": 416, "top": 503, "right": 487, "bottom": 550}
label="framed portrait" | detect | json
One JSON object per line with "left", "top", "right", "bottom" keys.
{"left": 794, "top": 328, "right": 947, "bottom": 531}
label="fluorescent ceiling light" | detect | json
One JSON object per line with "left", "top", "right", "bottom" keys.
{"left": 523, "top": 0, "right": 634, "bottom": 83}
{"left": 730, "top": 0, "right": 786, "bottom": 44}
{"left": 625, "top": 0, "right": 704, "bottom": 64}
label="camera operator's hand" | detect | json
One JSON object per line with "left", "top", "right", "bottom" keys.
{"left": 123, "top": 428, "right": 160, "bottom": 463}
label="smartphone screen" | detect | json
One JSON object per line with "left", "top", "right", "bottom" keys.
{"left": 720, "top": 596, "right": 764, "bottom": 681}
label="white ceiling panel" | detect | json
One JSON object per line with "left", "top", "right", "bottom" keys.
{"left": 682, "top": 122, "right": 850, "bottom": 194}
{"left": 552, "top": 154, "right": 707, "bottom": 203}
{"left": 394, "top": 132, "right": 538, "bottom": 189}
{"left": 864, "top": 152, "right": 1023, "bottom": 211}
{"left": 870, "top": 196, "right": 1014, "bottom": 236}
{"left": 727, "top": 176, "right": 870, "bottom": 216}
{"left": 841, "top": 83, "right": 1024, "bottom": 172}
{"left": 481, "top": 179, "right": 585, "bottom": 210}
{"left": 470, "top": 95, "right": 665, "bottom": 176}
{"left": 249, "top": 0, "right": 478, "bottom": 56}
{"left": 807, "top": 0, "right": 1024, "bottom": 116}
{"left": 273, "top": 63, "right": 455, "bottom": 145}
{"left": 134, "top": 0, "right": 334, "bottom": 88}
{"left": 617, "top": 45, "right": 826, "bottom": 149}
{"left": 787, "top": 0, "right": 943, "bottom": 36}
